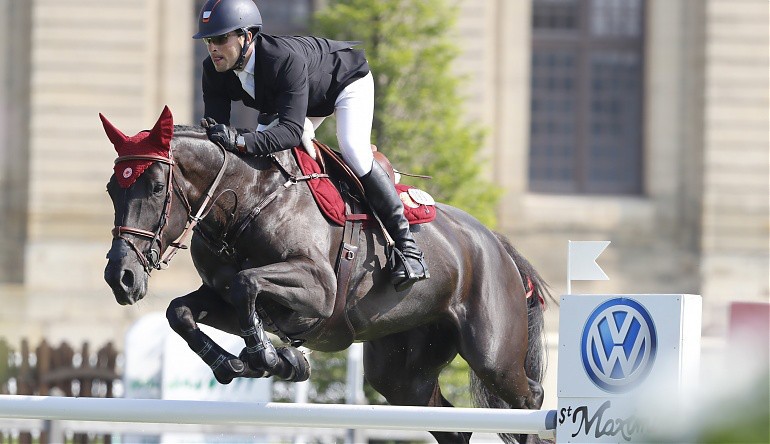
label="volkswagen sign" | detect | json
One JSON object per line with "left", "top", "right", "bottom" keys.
{"left": 580, "top": 298, "right": 657, "bottom": 393}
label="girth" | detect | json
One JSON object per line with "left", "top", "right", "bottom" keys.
{"left": 292, "top": 198, "right": 362, "bottom": 351}
{"left": 256, "top": 143, "right": 371, "bottom": 350}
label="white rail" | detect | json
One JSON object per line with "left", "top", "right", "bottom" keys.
{"left": 0, "top": 395, "right": 556, "bottom": 435}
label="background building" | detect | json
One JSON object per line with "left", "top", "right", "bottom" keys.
{"left": 1, "top": 0, "right": 767, "bottom": 409}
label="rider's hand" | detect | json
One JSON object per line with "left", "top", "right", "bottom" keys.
{"left": 201, "top": 118, "right": 241, "bottom": 153}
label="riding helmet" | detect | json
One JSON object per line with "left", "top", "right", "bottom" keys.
{"left": 192, "top": 0, "right": 263, "bottom": 39}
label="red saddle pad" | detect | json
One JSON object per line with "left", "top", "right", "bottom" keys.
{"left": 293, "top": 147, "right": 436, "bottom": 227}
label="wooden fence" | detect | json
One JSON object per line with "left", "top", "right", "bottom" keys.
{"left": 0, "top": 339, "right": 120, "bottom": 444}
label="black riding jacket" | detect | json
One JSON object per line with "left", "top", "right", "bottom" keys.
{"left": 202, "top": 34, "right": 369, "bottom": 155}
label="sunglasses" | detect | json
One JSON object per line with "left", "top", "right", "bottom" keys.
{"left": 203, "top": 31, "right": 240, "bottom": 45}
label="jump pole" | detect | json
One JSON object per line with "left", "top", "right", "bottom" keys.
{"left": 0, "top": 395, "right": 557, "bottom": 435}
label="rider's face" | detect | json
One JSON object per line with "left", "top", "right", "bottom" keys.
{"left": 206, "top": 31, "right": 251, "bottom": 72}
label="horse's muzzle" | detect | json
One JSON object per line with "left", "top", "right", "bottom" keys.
{"left": 104, "top": 238, "right": 148, "bottom": 305}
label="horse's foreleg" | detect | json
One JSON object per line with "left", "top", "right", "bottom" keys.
{"left": 165, "top": 286, "right": 254, "bottom": 384}
{"left": 230, "top": 255, "right": 335, "bottom": 380}
{"left": 228, "top": 271, "right": 280, "bottom": 374}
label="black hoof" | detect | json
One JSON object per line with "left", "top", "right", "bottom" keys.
{"left": 213, "top": 358, "right": 246, "bottom": 385}
{"left": 275, "top": 347, "right": 311, "bottom": 382}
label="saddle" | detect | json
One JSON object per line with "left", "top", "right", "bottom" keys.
{"left": 293, "top": 141, "right": 437, "bottom": 227}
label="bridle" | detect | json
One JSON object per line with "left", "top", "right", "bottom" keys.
{"left": 111, "top": 147, "right": 229, "bottom": 274}
{"left": 112, "top": 143, "right": 327, "bottom": 275}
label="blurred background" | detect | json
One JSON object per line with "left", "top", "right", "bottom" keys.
{"left": 0, "top": 0, "right": 767, "bottom": 441}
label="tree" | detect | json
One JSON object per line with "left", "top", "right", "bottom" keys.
{"left": 313, "top": 0, "right": 501, "bottom": 227}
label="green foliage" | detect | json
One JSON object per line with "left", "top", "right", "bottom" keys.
{"left": 272, "top": 350, "right": 350, "bottom": 403}
{"left": 276, "top": 349, "right": 471, "bottom": 407}
{"left": 694, "top": 370, "right": 769, "bottom": 444}
{"left": 437, "top": 355, "right": 472, "bottom": 407}
{"left": 313, "top": 0, "right": 501, "bottom": 227}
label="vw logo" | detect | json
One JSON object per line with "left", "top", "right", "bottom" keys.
{"left": 581, "top": 298, "right": 657, "bottom": 393}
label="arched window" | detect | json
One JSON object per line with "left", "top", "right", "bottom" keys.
{"left": 529, "top": 0, "right": 645, "bottom": 194}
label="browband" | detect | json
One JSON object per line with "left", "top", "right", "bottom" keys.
{"left": 115, "top": 155, "right": 175, "bottom": 165}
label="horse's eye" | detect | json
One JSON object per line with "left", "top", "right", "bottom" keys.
{"left": 153, "top": 183, "right": 165, "bottom": 194}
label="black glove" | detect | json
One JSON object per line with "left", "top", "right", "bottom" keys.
{"left": 200, "top": 118, "right": 241, "bottom": 153}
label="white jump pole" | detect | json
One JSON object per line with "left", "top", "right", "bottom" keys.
{"left": 0, "top": 395, "right": 556, "bottom": 435}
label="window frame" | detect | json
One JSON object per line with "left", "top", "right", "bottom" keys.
{"left": 529, "top": 0, "right": 646, "bottom": 195}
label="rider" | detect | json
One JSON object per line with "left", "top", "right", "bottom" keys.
{"left": 192, "top": 0, "right": 429, "bottom": 372}
{"left": 194, "top": 0, "right": 428, "bottom": 290}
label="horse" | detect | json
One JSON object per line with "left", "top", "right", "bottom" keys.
{"left": 102, "top": 107, "right": 550, "bottom": 444}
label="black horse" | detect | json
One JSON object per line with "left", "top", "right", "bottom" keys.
{"left": 102, "top": 107, "right": 550, "bottom": 444}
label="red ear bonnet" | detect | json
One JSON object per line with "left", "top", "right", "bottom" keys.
{"left": 101, "top": 106, "right": 174, "bottom": 188}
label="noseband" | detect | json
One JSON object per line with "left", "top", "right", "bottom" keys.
{"left": 112, "top": 148, "right": 229, "bottom": 274}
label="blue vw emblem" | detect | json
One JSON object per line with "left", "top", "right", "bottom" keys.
{"left": 581, "top": 298, "right": 657, "bottom": 393}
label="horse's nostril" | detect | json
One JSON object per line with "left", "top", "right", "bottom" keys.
{"left": 121, "top": 269, "right": 135, "bottom": 289}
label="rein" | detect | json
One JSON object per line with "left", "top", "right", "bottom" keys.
{"left": 226, "top": 153, "right": 330, "bottom": 250}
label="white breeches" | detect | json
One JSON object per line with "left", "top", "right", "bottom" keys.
{"left": 257, "top": 72, "right": 375, "bottom": 177}
{"left": 309, "top": 71, "right": 375, "bottom": 177}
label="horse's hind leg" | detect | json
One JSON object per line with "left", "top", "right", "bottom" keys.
{"left": 363, "top": 325, "right": 471, "bottom": 444}
{"left": 457, "top": 297, "right": 543, "bottom": 444}
{"left": 166, "top": 285, "right": 258, "bottom": 384}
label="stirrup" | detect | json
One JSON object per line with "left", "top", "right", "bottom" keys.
{"left": 388, "top": 248, "right": 429, "bottom": 292}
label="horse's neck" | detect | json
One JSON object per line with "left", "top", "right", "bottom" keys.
{"left": 173, "top": 137, "right": 303, "bottom": 231}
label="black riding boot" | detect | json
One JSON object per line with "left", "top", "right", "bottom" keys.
{"left": 360, "top": 162, "right": 429, "bottom": 291}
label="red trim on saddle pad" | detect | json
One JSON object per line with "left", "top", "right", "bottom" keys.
{"left": 293, "top": 147, "right": 436, "bottom": 227}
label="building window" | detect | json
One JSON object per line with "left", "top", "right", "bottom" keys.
{"left": 529, "top": 0, "right": 645, "bottom": 194}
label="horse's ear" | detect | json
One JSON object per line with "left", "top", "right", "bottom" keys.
{"left": 99, "top": 113, "right": 128, "bottom": 147}
{"left": 147, "top": 105, "right": 174, "bottom": 149}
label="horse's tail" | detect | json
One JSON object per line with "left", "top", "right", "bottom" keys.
{"left": 470, "top": 233, "right": 551, "bottom": 443}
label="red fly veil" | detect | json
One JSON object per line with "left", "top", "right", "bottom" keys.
{"left": 100, "top": 106, "right": 174, "bottom": 188}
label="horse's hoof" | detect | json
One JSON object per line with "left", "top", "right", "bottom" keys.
{"left": 213, "top": 358, "right": 245, "bottom": 385}
{"left": 276, "top": 346, "right": 311, "bottom": 382}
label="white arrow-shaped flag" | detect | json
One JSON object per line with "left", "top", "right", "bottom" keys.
{"left": 567, "top": 240, "right": 610, "bottom": 294}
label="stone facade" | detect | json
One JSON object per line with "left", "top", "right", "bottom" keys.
{"left": 451, "top": 0, "right": 768, "bottom": 337}
{"left": 0, "top": 0, "right": 767, "bottom": 370}
{"left": 0, "top": 0, "right": 198, "bottom": 345}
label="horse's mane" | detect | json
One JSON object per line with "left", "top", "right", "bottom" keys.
{"left": 174, "top": 125, "right": 207, "bottom": 138}
{"left": 170, "top": 125, "right": 282, "bottom": 174}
